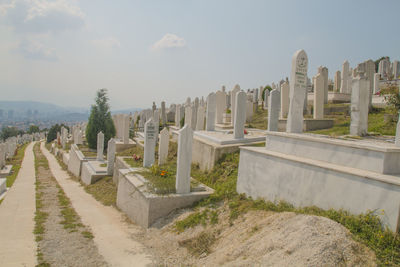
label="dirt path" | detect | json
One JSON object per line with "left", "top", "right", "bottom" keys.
{"left": 41, "top": 142, "right": 154, "bottom": 266}
{"left": 0, "top": 142, "right": 36, "bottom": 266}
{"left": 34, "top": 143, "right": 108, "bottom": 266}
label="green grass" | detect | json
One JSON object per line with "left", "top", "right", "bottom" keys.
{"left": 84, "top": 176, "right": 117, "bottom": 206}
{"left": 247, "top": 109, "right": 267, "bottom": 129}
{"left": 58, "top": 188, "right": 83, "bottom": 231}
{"left": 5, "top": 143, "right": 29, "bottom": 187}
{"left": 33, "top": 143, "right": 49, "bottom": 259}
{"left": 82, "top": 231, "right": 94, "bottom": 239}
{"left": 310, "top": 108, "right": 396, "bottom": 137}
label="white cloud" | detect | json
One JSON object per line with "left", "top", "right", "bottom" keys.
{"left": 91, "top": 37, "right": 121, "bottom": 49}
{"left": 16, "top": 39, "right": 58, "bottom": 61}
{"left": 151, "top": 33, "right": 186, "bottom": 50}
{"left": 0, "top": 0, "right": 85, "bottom": 33}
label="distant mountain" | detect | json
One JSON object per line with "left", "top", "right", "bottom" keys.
{"left": 0, "top": 101, "right": 140, "bottom": 122}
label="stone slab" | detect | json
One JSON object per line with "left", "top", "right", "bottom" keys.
{"left": 237, "top": 146, "right": 400, "bottom": 232}
{"left": 278, "top": 118, "right": 334, "bottom": 132}
{"left": 117, "top": 169, "right": 214, "bottom": 228}
{"left": 81, "top": 160, "right": 108, "bottom": 185}
{"left": 265, "top": 131, "right": 400, "bottom": 175}
{"left": 194, "top": 130, "right": 266, "bottom": 145}
{"left": 115, "top": 140, "right": 136, "bottom": 153}
{"left": 215, "top": 123, "right": 234, "bottom": 131}
{"left": 0, "top": 165, "right": 13, "bottom": 178}
{"left": 192, "top": 132, "right": 265, "bottom": 171}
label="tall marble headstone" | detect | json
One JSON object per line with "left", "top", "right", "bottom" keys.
{"left": 373, "top": 73, "right": 380, "bottom": 94}
{"left": 340, "top": 60, "right": 350, "bottom": 94}
{"left": 314, "top": 73, "right": 324, "bottom": 119}
{"left": 234, "top": 91, "right": 247, "bottom": 139}
{"left": 123, "top": 114, "right": 130, "bottom": 144}
{"left": 97, "top": 131, "right": 104, "bottom": 161}
{"left": 161, "top": 101, "right": 167, "bottom": 126}
{"left": 334, "top": 70, "right": 341, "bottom": 92}
{"left": 263, "top": 89, "right": 269, "bottom": 110}
{"left": 231, "top": 84, "right": 241, "bottom": 125}
{"left": 268, "top": 89, "right": 280, "bottom": 131}
{"left": 158, "top": 127, "right": 169, "bottom": 165}
{"left": 286, "top": 49, "right": 308, "bottom": 133}
{"left": 206, "top": 92, "right": 216, "bottom": 131}
{"left": 153, "top": 110, "right": 160, "bottom": 144}
{"left": 143, "top": 118, "right": 156, "bottom": 167}
{"left": 215, "top": 90, "right": 227, "bottom": 124}
{"left": 195, "top": 106, "right": 205, "bottom": 131}
{"left": 175, "top": 104, "right": 182, "bottom": 128}
{"left": 176, "top": 125, "right": 193, "bottom": 194}
{"left": 107, "top": 138, "right": 116, "bottom": 175}
{"left": 280, "top": 81, "right": 289, "bottom": 119}
{"left": 350, "top": 65, "right": 369, "bottom": 136}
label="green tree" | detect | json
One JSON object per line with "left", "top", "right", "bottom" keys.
{"left": 0, "top": 127, "right": 22, "bottom": 141}
{"left": 374, "top": 56, "right": 390, "bottom": 73}
{"left": 27, "top": 125, "right": 40, "bottom": 134}
{"left": 46, "top": 124, "right": 69, "bottom": 143}
{"left": 86, "top": 88, "right": 116, "bottom": 149}
{"left": 262, "top": 85, "right": 273, "bottom": 101}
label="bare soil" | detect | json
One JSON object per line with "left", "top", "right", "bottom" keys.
{"left": 34, "top": 146, "right": 108, "bottom": 267}
{"left": 140, "top": 205, "right": 377, "bottom": 266}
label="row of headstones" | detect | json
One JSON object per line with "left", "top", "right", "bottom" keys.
{"left": 141, "top": 117, "right": 192, "bottom": 194}
{"left": 0, "top": 133, "right": 39, "bottom": 170}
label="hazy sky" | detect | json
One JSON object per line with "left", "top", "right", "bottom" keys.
{"left": 1, "top": 0, "right": 399, "bottom": 110}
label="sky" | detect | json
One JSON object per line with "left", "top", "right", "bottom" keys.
{"left": 0, "top": 0, "right": 399, "bottom": 110}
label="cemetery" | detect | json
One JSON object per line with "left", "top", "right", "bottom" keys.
{"left": 24, "top": 47, "right": 400, "bottom": 265}
{"left": 2, "top": 1, "right": 400, "bottom": 265}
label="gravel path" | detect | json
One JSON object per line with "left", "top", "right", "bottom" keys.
{"left": 41, "top": 142, "right": 154, "bottom": 266}
{"left": 34, "top": 143, "right": 108, "bottom": 266}
{"left": 0, "top": 142, "right": 37, "bottom": 266}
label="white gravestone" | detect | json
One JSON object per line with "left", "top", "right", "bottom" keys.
{"left": 373, "top": 73, "right": 380, "bottom": 94}
{"left": 286, "top": 49, "right": 309, "bottom": 133}
{"left": 263, "top": 89, "right": 269, "bottom": 109}
{"left": 97, "top": 131, "right": 104, "bottom": 161}
{"left": 107, "top": 138, "right": 116, "bottom": 175}
{"left": 215, "top": 90, "right": 227, "bottom": 124}
{"left": 350, "top": 65, "right": 370, "bottom": 136}
{"left": 153, "top": 110, "right": 160, "bottom": 144}
{"left": 195, "top": 105, "right": 205, "bottom": 131}
{"left": 320, "top": 66, "right": 328, "bottom": 104}
{"left": 175, "top": 104, "right": 182, "bottom": 128}
{"left": 123, "top": 114, "right": 130, "bottom": 144}
{"left": 340, "top": 60, "right": 350, "bottom": 94}
{"left": 268, "top": 89, "right": 280, "bottom": 131}
{"left": 184, "top": 105, "right": 192, "bottom": 128}
{"left": 176, "top": 125, "right": 193, "bottom": 194}
{"left": 192, "top": 97, "right": 199, "bottom": 129}
{"left": 206, "top": 92, "right": 216, "bottom": 131}
{"left": 143, "top": 118, "right": 156, "bottom": 167}
{"left": 234, "top": 91, "right": 247, "bottom": 139}
{"left": 161, "top": 101, "right": 167, "bottom": 126}
{"left": 231, "top": 85, "right": 240, "bottom": 125}
{"left": 158, "top": 127, "right": 169, "bottom": 165}
{"left": 314, "top": 73, "right": 324, "bottom": 119}
{"left": 280, "top": 81, "right": 289, "bottom": 118}
{"left": 334, "top": 70, "right": 341, "bottom": 92}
